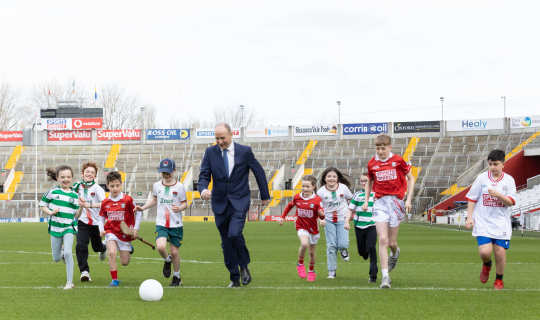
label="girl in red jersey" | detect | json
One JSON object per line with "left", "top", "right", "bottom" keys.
{"left": 277, "top": 175, "right": 324, "bottom": 281}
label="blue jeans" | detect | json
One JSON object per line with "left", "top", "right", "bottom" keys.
{"left": 324, "top": 220, "right": 349, "bottom": 271}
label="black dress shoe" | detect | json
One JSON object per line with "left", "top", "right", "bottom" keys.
{"left": 240, "top": 267, "right": 252, "bottom": 286}
{"left": 227, "top": 280, "right": 241, "bottom": 288}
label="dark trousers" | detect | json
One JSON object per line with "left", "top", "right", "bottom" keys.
{"left": 215, "top": 202, "right": 250, "bottom": 281}
{"left": 354, "top": 225, "right": 378, "bottom": 279}
{"left": 76, "top": 220, "right": 106, "bottom": 273}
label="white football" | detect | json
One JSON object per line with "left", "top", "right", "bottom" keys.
{"left": 139, "top": 279, "right": 163, "bottom": 302}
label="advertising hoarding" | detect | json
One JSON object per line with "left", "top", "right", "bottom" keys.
{"left": 393, "top": 121, "right": 440, "bottom": 133}
{"left": 147, "top": 129, "right": 190, "bottom": 140}
{"left": 342, "top": 123, "right": 388, "bottom": 135}
{"left": 510, "top": 116, "right": 540, "bottom": 129}
{"left": 293, "top": 125, "right": 338, "bottom": 136}
{"left": 97, "top": 129, "right": 141, "bottom": 140}
{"left": 48, "top": 130, "right": 92, "bottom": 141}
{"left": 245, "top": 126, "right": 288, "bottom": 138}
{"left": 0, "top": 131, "right": 23, "bottom": 141}
{"left": 446, "top": 118, "right": 504, "bottom": 131}
{"left": 195, "top": 128, "right": 240, "bottom": 139}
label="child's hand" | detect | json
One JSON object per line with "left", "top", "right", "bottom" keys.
{"left": 51, "top": 208, "right": 60, "bottom": 216}
{"left": 100, "top": 231, "right": 106, "bottom": 237}
{"left": 134, "top": 205, "right": 144, "bottom": 212}
{"left": 79, "top": 197, "right": 86, "bottom": 207}
{"left": 132, "top": 229, "right": 138, "bottom": 238}
{"left": 404, "top": 200, "right": 412, "bottom": 214}
{"left": 361, "top": 203, "right": 368, "bottom": 212}
{"left": 320, "top": 220, "right": 326, "bottom": 227}
{"left": 318, "top": 210, "right": 324, "bottom": 217}
{"left": 344, "top": 223, "right": 350, "bottom": 230}
{"left": 277, "top": 217, "right": 284, "bottom": 226}
{"left": 465, "top": 218, "right": 474, "bottom": 229}
{"left": 172, "top": 204, "right": 180, "bottom": 213}
{"left": 487, "top": 188, "right": 501, "bottom": 198}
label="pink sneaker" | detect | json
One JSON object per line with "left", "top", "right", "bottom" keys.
{"left": 307, "top": 272, "right": 317, "bottom": 281}
{"left": 297, "top": 264, "right": 306, "bottom": 278}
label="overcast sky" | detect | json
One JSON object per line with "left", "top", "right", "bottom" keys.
{"left": 1, "top": 0, "right": 539, "bottom": 127}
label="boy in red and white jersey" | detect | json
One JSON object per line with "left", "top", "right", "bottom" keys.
{"left": 278, "top": 175, "right": 324, "bottom": 281}
{"left": 98, "top": 171, "right": 141, "bottom": 287}
{"left": 362, "top": 134, "right": 415, "bottom": 289}
{"left": 465, "top": 150, "right": 516, "bottom": 290}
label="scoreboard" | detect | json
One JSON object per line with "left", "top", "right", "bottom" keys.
{"left": 41, "top": 108, "right": 103, "bottom": 119}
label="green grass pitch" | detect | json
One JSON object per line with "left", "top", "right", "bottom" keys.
{"left": 0, "top": 221, "right": 539, "bottom": 319}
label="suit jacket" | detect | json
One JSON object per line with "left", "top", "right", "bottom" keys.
{"left": 198, "top": 142, "right": 270, "bottom": 214}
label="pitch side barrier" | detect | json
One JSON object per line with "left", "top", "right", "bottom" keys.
{"left": 2, "top": 117, "right": 539, "bottom": 147}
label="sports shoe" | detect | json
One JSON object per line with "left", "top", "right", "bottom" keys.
{"left": 480, "top": 265, "right": 491, "bottom": 283}
{"left": 99, "top": 240, "right": 107, "bottom": 261}
{"left": 163, "top": 255, "right": 172, "bottom": 278}
{"left": 129, "top": 244, "right": 134, "bottom": 255}
{"left": 380, "top": 276, "right": 391, "bottom": 289}
{"left": 80, "top": 271, "right": 92, "bottom": 282}
{"left": 63, "top": 281, "right": 74, "bottom": 290}
{"left": 297, "top": 264, "right": 307, "bottom": 278}
{"left": 388, "top": 247, "right": 400, "bottom": 272}
{"left": 493, "top": 279, "right": 504, "bottom": 290}
{"left": 170, "top": 276, "right": 182, "bottom": 287}
{"left": 61, "top": 246, "right": 66, "bottom": 264}
{"left": 340, "top": 249, "right": 350, "bottom": 262}
{"left": 327, "top": 271, "right": 336, "bottom": 279}
{"left": 368, "top": 278, "right": 377, "bottom": 283}
{"left": 307, "top": 272, "right": 317, "bottom": 281}
{"left": 108, "top": 279, "right": 121, "bottom": 287}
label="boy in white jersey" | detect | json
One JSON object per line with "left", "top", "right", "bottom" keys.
{"left": 465, "top": 150, "right": 516, "bottom": 290}
{"left": 73, "top": 161, "right": 107, "bottom": 282}
{"left": 135, "top": 158, "right": 187, "bottom": 286}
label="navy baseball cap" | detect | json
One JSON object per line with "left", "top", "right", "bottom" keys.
{"left": 158, "top": 158, "right": 175, "bottom": 173}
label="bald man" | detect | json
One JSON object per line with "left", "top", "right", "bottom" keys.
{"left": 198, "top": 123, "right": 270, "bottom": 288}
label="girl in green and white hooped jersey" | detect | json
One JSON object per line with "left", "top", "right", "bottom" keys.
{"left": 40, "top": 165, "right": 83, "bottom": 290}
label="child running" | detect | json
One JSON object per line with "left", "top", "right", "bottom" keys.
{"left": 345, "top": 173, "right": 378, "bottom": 283}
{"left": 98, "top": 171, "right": 141, "bottom": 287}
{"left": 135, "top": 158, "right": 187, "bottom": 287}
{"left": 362, "top": 134, "right": 414, "bottom": 289}
{"left": 465, "top": 150, "right": 516, "bottom": 290}
{"left": 40, "top": 165, "right": 83, "bottom": 290}
{"left": 72, "top": 161, "right": 108, "bottom": 282}
{"left": 277, "top": 175, "right": 325, "bottom": 281}
{"left": 317, "top": 167, "right": 353, "bottom": 279}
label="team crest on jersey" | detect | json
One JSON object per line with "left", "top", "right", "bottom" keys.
{"left": 121, "top": 204, "right": 125, "bottom": 208}
{"left": 173, "top": 191, "right": 178, "bottom": 197}
{"left": 69, "top": 198, "right": 75, "bottom": 204}
{"left": 310, "top": 203, "right": 314, "bottom": 208}
{"left": 339, "top": 194, "right": 344, "bottom": 199}
{"left": 91, "top": 192, "right": 95, "bottom": 197}
{"left": 392, "top": 162, "right": 396, "bottom": 167}
{"left": 503, "top": 186, "right": 508, "bottom": 191}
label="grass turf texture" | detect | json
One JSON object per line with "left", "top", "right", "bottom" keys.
{"left": 0, "top": 221, "right": 539, "bottom": 319}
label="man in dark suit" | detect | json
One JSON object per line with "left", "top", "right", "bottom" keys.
{"left": 198, "top": 123, "right": 270, "bottom": 288}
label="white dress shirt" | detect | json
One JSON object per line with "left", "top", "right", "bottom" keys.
{"left": 221, "top": 142, "right": 235, "bottom": 177}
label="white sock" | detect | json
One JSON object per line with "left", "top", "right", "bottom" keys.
{"left": 173, "top": 271, "right": 180, "bottom": 278}
{"left": 382, "top": 269, "right": 389, "bottom": 278}
{"left": 165, "top": 255, "right": 171, "bottom": 262}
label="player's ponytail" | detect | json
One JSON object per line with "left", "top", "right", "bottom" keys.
{"left": 320, "top": 167, "right": 351, "bottom": 189}
{"left": 46, "top": 165, "right": 74, "bottom": 182}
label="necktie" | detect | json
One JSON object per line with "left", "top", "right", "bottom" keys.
{"left": 223, "top": 149, "right": 229, "bottom": 179}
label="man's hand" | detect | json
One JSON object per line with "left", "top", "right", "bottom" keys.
{"left": 132, "top": 229, "right": 138, "bottom": 239}
{"left": 100, "top": 230, "right": 106, "bottom": 237}
{"left": 172, "top": 204, "right": 180, "bottom": 213}
{"left": 277, "top": 217, "right": 284, "bottom": 226}
{"left": 344, "top": 223, "right": 350, "bottom": 230}
{"left": 320, "top": 220, "right": 326, "bottom": 227}
{"left": 465, "top": 218, "right": 474, "bottom": 229}
{"left": 201, "top": 189, "right": 212, "bottom": 200}
{"left": 487, "top": 188, "right": 502, "bottom": 198}
{"left": 261, "top": 199, "right": 270, "bottom": 206}
{"left": 134, "top": 205, "right": 144, "bottom": 212}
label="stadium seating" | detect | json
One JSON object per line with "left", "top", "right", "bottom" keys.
{"left": 1, "top": 132, "right": 539, "bottom": 220}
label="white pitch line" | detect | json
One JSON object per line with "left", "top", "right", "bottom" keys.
{"left": 0, "top": 286, "right": 539, "bottom": 292}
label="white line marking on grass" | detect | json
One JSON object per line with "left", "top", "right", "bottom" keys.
{"left": 1, "top": 286, "right": 539, "bottom": 292}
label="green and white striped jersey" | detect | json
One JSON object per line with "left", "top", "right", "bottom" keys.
{"left": 40, "top": 187, "right": 79, "bottom": 237}
{"left": 348, "top": 190, "right": 375, "bottom": 229}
